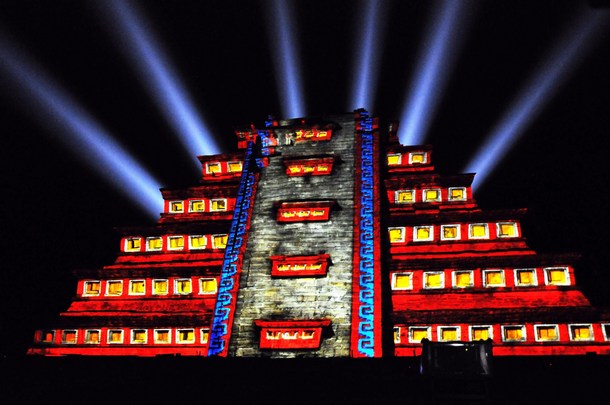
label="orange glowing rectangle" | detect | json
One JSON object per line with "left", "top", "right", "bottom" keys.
{"left": 270, "top": 254, "right": 331, "bottom": 277}
{"left": 276, "top": 200, "right": 335, "bottom": 222}
{"left": 254, "top": 319, "right": 331, "bottom": 349}
{"left": 283, "top": 156, "right": 335, "bottom": 177}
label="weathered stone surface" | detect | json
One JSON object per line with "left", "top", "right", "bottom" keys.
{"left": 229, "top": 115, "right": 356, "bottom": 357}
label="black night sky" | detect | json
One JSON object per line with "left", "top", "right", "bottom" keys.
{"left": 1, "top": 0, "right": 610, "bottom": 389}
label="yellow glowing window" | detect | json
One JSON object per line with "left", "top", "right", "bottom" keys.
{"left": 303, "top": 165, "right": 315, "bottom": 173}
{"left": 296, "top": 210, "right": 310, "bottom": 217}
{"left": 266, "top": 331, "right": 281, "bottom": 340}
{"left": 108, "top": 330, "right": 124, "bottom": 344}
{"left": 154, "top": 329, "right": 171, "bottom": 344}
{"left": 62, "top": 330, "right": 77, "bottom": 344}
{"left": 189, "top": 200, "right": 205, "bottom": 212}
{"left": 84, "top": 330, "right": 100, "bottom": 344}
{"left": 41, "top": 331, "right": 55, "bottom": 343}
{"left": 515, "top": 269, "right": 537, "bottom": 286}
{"left": 169, "top": 201, "right": 183, "bottom": 213}
{"left": 441, "top": 225, "right": 460, "bottom": 240}
{"left": 199, "top": 278, "right": 217, "bottom": 294}
{"left": 603, "top": 324, "right": 610, "bottom": 341}
{"left": 424, "top": 272, "right": 443, "bottom": 289}
{"left": 282, "top": 211, "right": 296, "bottom": 218}
{"left": 175, "top": 279, "right": 192, "bottom": 295}
{"left": 177, "top": 329, "right": 195, "bottom": 343}
{"left": 439, "top": 327, "right": 459, "bottom": 341}
{"left": 292, "top": 264, "right": 306, "bottom": 271}
{"left": 448, "top": 187, "right": 466, "bottom": 201}
{"left": 206, "top": 162, "right": 221, "bottom": 174}
{"left": 146, "top": 237, "right": 163, "bottom": 251}
{"left": 227, "top": 161, "right": 242, "bottom": 173}
{"left": 409, "top": 152, "right": 426, "bottom": 164}
{"left": 317, "top": 165, "right": 329, "bottom": 172}
{"left": 423, "top": 189, "right": 440, "bottom": 202}
{"left": 535, "top": 325, "right": 558, "bottom": 341}
{"left": 388, "top": 227, "right": 405, "bottom": 243}
{"left": 392, "top": 273, "right": 412, "bottom": 290}
{"left": 131, "top": 329, "right": 147, "bottom": 344}
{"left": 545, "top": 268, "right": 569, "bottom": 285}
{"left": 410, "top": 327, "right": 430, "bottom": 343}
{"left": 471, "top": 327, "right": 491, "bottom": 341}
{"left": 414, "top": 226, "right": 433, "bottom": 241}
{"left": 152, "top": 279, "right": 168, "bottom": 295}
{"left": 129, "top": 280, "right": 145, "bottom": 295}
{"left": 308, "top": 263, "right": 322, "bottom": 271}
{"left": 394, "top": 327, "right": 401, "bottom": 343}
{"left": 83, "top": 281, "right": 101, "bottom": 296}
{"left": 318, "top": 130, "right": 329, "bottom": 138}
{"left": 189, "top": 235, "right": 206, "bottom": 250}
{"left": 498, "top": 222, "right": 517, "bottom": 238}
{"left": 282, "top": 331, "right": 298, "bottom": 340}
{"left": 454, "top": 271, "right": 473, "bottom": 288}
{"left": 212, "top": 234, "right": 228, "bottom": 249}
{"left": 211, "top": 199, "right": 227, "bottom": 212}
{"left": 484, "top": 270, "right": 504, "bottom": 287}
{"left": 311, "top": 210, "right": 325, "bottom": 216}
{"left": 469, "top": 224, "right": 488, "bottom": 239}
{"left": 301, "top": 330, "right": 315, "bottom": 339}
{"left": 125, "top": 238, "right": 141, "bottom": 252}
{"left": 201, "top": 329, "right": 210, "bottom": 344}
{"left": 570, "top": 325, "right": 593, "bottom": 341}
{"left": 396, "top": 190, "right": 415, "bottom": 203}
{"left": 289, "top": 166, "right": 301, "bottom": 174}
{"left": 106, "top": 280, "right": 123, "bottom": 296}
{"left": 168, "top": 236, "right": 185, "bottom": 250}
{"left": 502, "top": 326, "right": 524, "bottom": 341}
{"left": 277, "top": 264, "right": 290, "bottom": 271}
{"left": 387, "top": 154, "right": 402, "bottom": 166}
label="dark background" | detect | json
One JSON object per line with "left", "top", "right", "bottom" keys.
{"left": 1, "top": 1, "right": 610, "bottom": 398}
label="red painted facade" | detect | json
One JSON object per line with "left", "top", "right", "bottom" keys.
{"left": 28, "top": 111, "right": 610, "bottom": 357}
{"left": 382, "top": 126, "right": 610, "bottom": 356}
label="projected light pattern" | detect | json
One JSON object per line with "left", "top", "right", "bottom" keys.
{"left": 465, "top": 8, "right": 610, "bottom": 191}
{"left": 102, "top": 0, "right": 219, "bottom": 170}
{"left": 265, "top": 0, "right": 306, "bottom": 119}
{"left": 0, "top": 36, "right": 163, "bottom": 219}
{"left": 349, "top": 0, "right": 389, "bottom": 110}
{"left": 398, "top": 0, "right": 467, "bottom": 146}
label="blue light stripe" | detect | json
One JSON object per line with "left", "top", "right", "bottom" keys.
{"left": 465, "top": 7, "right": 610, "bottom": 191}
{"left": 0, "top": 34, "right": 163, "bottom": 218}
{"left": 103, "top": 0, "right": 220, "bottom": 170}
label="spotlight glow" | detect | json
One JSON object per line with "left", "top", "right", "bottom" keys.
{"left": 0, "top": 35, "right": 163, "bottom": 219}
{"left": 102, "top": 0, "right": 219, "bottom": 170}
{"left": 265, "top": 0, "right": 306, "bottom": 118}
{"left": 349, "top": 0, "right": 389, "bottom": 111}
{"left": 398, "top": 0, "right": 468, "bottom": 146}
{"left": 465, "top": 8, "right": 610, "bottom": 192}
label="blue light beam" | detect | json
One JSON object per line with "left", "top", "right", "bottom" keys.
{"left": 465, "top": 8, "right": 610, "bottom": 192}
{"left": 398, "top": 0, "right": 469, "bottom": 146}
{"left": 349, "top": 0, "right": 389, "bottom": 111}
{"left": 101, "top": 0, "right": 219, "bottom": 170}
{"left": 0, "top": 35, "right": 163, "bottom": 219}
{"left": 265, "top": 0, "right": 306, "bottom": 119}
